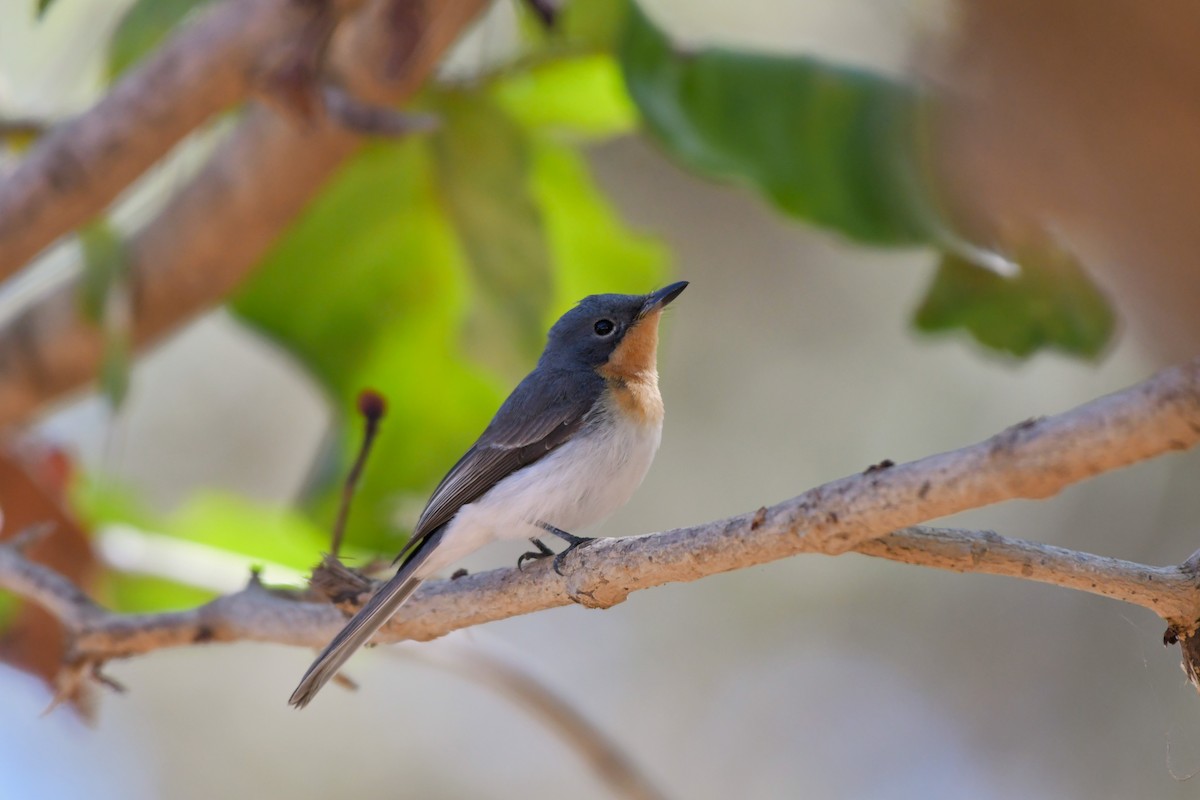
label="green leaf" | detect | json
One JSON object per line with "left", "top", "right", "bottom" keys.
{"left": 166, "top": 492, "right": 330, "bottom": 569}
{"left": 431, "top": 91, "right": 554, "bottom": 375}
{"left": 103, "top": 573, "right": 216, "bottom": 614}
{"left": 618, "top": 0, "right": 940, "bottom": 245}
{"left": 0, "top": 590, "right": 18, "bottom": 631}
{"left": 79, "top": 220, "right": 132, "bottom": 408}
{"left": 108, "top": 0, "right": 213, "bottom": 78}
{"left": 516, "top": 0, "right": 628, "bottom": 55}
{"left": 558, "top": 0, "right": 628, "bottom": 51}
{"left": 490, "top": 54, "right": 638, "bottom": 139}
{"left": 234, "top": 140, "right": 448, "bottom": 391}
{"left": 78, "top": 221, "right": 126, "bottom": 322}
{"left": 76, "top": 478, "right": 327, "bottom": 612}
{"left": 233, "top": 87, "right": 672, "bottom": 550}
{"left": 913, "top": 246, "right": 1115, "bottom": 358}
{"left": 233, "top": 139, "right": 504, "bottom": 550}
{"left": 99, "top": 330, "right": 131, "bottom": 409}
{"left": 72, "top": 474, "right": 155, "bottom": 531}
{"left": 76, "top": 478, "right": 330, "bottom": 570}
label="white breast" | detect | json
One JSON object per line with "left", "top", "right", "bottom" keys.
{"left": 416, "top": 397, "right": 664, "bottom": 577}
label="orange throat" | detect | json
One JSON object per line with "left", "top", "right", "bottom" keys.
{"left": 597, "top": 311, "right": 665, "bottom": 426}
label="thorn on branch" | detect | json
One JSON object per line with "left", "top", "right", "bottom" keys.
{"left": 90, "top": 661, "right": 126, "bottom": 694}
{"left": 864, "top": 459, "right": 895, "bottom": 475}
{"left": 750, "top": 507, "right": 767, "bottom": 531}
{"left": 990, "top": 417, "right": 1042, "bottom": 456}
{"left": 45, "top": 657, "right": 90, "bottom": 715}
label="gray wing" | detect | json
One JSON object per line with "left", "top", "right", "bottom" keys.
{"left": 394, "top": 367, "right": 603, "bottom": 565}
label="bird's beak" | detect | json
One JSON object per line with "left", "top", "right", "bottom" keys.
{"left": 639, "top": 281, "right": 689, "bottom": 318}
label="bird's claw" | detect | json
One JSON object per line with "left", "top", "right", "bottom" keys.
{"left": 551, "top": 536, "right": 596, "bottom": 576}
{"left": 531, "top": 522, "right": 597, "bottom": 576}
{"left": 518, "top": 537, "right": 555, "bottom": 571}
{"left": 517, "top": 529, "right": 597, "bottom": 574}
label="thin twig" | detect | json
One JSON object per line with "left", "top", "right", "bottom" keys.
{"left": 855, "top": 526, "right": 1197, "bottom": 619}
{"left": 330, "top": 390, "right": 387, "bottom": 558}
{"left": 396, "top": 642, "right": 668, "bottom": 800}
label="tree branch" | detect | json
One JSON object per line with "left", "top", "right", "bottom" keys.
{"left": 855, "top": 526, "right": 1199, "bottom": 621}
{"left": 0, "top": 360, "right": 1198, "bottom": 694}
{"left": 0, "top": 0, "right": 364, "bottom": 280}
{"left": 0, "top": 0, "right": 487, "bottom": 428}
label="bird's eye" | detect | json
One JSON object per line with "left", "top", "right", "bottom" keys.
{"left": 593, "top": 319, "right": 615, "bottom": 337}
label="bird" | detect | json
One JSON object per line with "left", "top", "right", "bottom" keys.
{"left": 289, "top": 281, "right": 688, "bottom": 708}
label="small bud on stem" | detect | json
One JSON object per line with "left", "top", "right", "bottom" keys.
{"left": 329, "top": 389, "right": 388, "bottom": 558}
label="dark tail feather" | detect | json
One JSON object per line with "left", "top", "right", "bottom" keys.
{"left": 289, "top": 534, "right": 440, "bottom": 709}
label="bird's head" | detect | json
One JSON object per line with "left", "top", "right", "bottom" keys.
{"left": 540, "top": 281, "right": 688, "bottom": 378}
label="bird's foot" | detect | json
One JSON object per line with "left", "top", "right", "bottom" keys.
{"left": 517, "top": 537, "right": 555, "bottom": 571}
{"left": 536, "top": 522, "right": 597, "bottom": 576}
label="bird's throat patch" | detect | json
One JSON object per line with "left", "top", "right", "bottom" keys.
{"left": 597, "top": 311, "right": 664, "bottom": 425}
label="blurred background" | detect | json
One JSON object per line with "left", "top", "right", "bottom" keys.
{"left": 3, "top": 0, "right": 1200, "bottom": 798}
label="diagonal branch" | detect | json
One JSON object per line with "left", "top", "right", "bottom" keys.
{"left": 0, "top": 359, "right": 1198, "bottom": 694}
{"left": 0, "top": 0, "right": 487, "bottom": 428}
{"left": 0, "top": 0, "right": 364, "bottom": 280}
{"left": 856, "top": 526, "right": 1199, "bottom": 620}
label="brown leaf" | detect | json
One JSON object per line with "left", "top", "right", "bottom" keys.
{"left": 0, "top": 443, "right": 98, "bottom": 714}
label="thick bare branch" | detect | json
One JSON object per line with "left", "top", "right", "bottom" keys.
{"left": 0, "top": 0, "right": 487, "bottom": 427}
{"left": 0, "top": 0, "right": 363, "bottom": 279}
{"left": 0, "top": 361, "right": 1197, "bottom": 682}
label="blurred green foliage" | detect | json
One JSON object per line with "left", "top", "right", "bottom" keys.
{"left": 620, "top": 1, "right": 936, "bottom": 245}
{"left": 491, "top": 55, "right": 637, "bottom": 137}
{"left": 614, "top": 0, "right": 1113, "bottom": 357}
{"left": 76, "top": 479, "right": 335, "bottom": 611}
{"left": 78, "top": 220, "right": 131, "bottom": 409}
{"left": 431, "top": 91, "right": 555, "bottom": 373}
{"left": 0, "top": 590, "right": 17, "bottom": 630}
{"left": 231, "top": 48, "right": 666, "bottom": 552}
{"left": 915, "top": 246, "right": 1115, "bottom": 358}
{"left": 103, "top": 573, "right": 216, "bottom": 614}
{"left": 39, "top": 0, "right": 1117, "bottom": 613}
